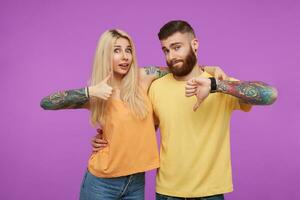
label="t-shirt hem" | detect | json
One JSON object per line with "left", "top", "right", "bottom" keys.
{"left": 156, "top": 186, "right": 233, "bottom": 198}
{"left": 88, "top": 162, "right": 159, "bottom": 178}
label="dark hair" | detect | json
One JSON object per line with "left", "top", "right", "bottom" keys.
{"left": 158, "top": 20, "right": 195, "bottom": 40}
{"left": 109, "top": 29, "right": 122, "bottom": 38}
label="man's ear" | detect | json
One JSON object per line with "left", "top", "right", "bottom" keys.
{"left": 191, "top": 38, "right": 199, "bottom": 53}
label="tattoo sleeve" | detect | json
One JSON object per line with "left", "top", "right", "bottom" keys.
{"left": 143, "top": 66, "right": 170, "bottom": 79}
{"left": 40, "top": 88, "right": 89, "bottom": 110}
{"left": 216, "top": 81, "right": 278, "bottom": 105}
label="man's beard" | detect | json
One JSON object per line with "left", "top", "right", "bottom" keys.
{"left": 167, "top": 47, "right": 197, "bottom": 77}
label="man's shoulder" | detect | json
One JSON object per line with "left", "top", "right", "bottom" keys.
{"left": 149, "top": 74, "right": 173, "bottom": 89}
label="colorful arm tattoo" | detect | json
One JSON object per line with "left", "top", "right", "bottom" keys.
{"left": 143, "top": 66, "right": 170, "bottom": 79}
{"left": 216, "top": 81, "right": 278, "bottom": 105}
{"left": 40, "top": 88, "right": 89, "bottom": 110}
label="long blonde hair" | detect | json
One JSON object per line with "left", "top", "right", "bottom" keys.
{"left": 89, "top": 29, "right": 148, "bottom": 126}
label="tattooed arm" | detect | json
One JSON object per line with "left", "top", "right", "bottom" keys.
{"left": 186, "top": 77, "right": 278, "bottom": 111}
{"left": 141, "top": 66, "right": 170, "bottom": 81}
{"left": 40, "top": 88, "right": 89, "bottom": 110}
{"left": 216, "top": 80, "right": 278, "bottom": 105}
{"left": 40, "top": 74, "right": 113, "bottom": 110}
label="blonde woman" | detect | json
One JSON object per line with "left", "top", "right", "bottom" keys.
{"left": 40, "top": 29, "right": 227, "bottom": 200}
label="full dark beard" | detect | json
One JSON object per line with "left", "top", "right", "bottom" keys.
{"left": 167, "top": 47, "right": 197, "bottom": 76}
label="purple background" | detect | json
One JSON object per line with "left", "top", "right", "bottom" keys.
{"left": 1, "top": 0, "right": 299, "bottom": 199}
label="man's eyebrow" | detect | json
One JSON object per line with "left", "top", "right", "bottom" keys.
{"left": 161, "top": 42, "right": 182, "bottom": 50}
{"left": 170, "top": 42, "right": 182, "bottom": 47}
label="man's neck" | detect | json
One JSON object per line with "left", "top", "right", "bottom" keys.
{"left": 173, "top": 64, "right": 203, "bottom": 81}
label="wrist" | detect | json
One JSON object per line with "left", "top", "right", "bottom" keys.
{"left": 88, "top": 86, "right": 96, "bottom": 97}
{"left": 209, "top": 77, "right": 217, "bottom": 93}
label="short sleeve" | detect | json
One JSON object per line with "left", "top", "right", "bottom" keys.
{"left": 148, "top": 84, "right": 157, "bottom": 113}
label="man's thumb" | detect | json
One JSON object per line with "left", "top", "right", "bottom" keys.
{"left": 193, "top": 99, "right": 202, "bottom": 112}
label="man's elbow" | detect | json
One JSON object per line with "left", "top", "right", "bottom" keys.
{"left": 40, "top": 98, "right": 54, "bottom": 110}
{"left": 265, "top": 86, "right": 278, "bottom": 105}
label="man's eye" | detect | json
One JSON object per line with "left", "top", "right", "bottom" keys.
{"left": 174, "top": 46, "right": 180, "bottom": 50}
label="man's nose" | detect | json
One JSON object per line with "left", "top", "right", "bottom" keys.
{"left": 168, "top": 50, "right": 176, "bottom": 61}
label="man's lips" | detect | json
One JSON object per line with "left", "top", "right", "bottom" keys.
{"left": 171, "top": 60, "right": 183, "bottom": 66}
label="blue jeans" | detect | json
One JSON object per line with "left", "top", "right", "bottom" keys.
{"left": 156, "top": 193, "right": 224, "bottom": 200}
{"left": 80, "top": 170, "right": 145, "bottom": 200}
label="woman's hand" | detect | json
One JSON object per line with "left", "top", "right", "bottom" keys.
{"left": 89, "top": 73, "right": 113, "bottom": 100}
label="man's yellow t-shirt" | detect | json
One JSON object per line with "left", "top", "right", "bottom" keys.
{"left": 149, "top": 72, "right": 251, "bottom": 198}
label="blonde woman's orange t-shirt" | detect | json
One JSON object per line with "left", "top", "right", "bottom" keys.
{"left": 88, "top": 94, "right": 159, "bottom": 177}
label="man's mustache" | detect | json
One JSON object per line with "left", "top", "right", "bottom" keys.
{"left": 169, "top": 59, "right": 184, "bottom": 66}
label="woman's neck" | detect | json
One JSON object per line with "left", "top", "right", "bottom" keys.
{"left": 111, "top": 73, "right": 123, "bottom": 89}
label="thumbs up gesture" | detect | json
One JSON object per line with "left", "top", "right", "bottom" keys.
{"left": 185, "top": 77, "right": 212, "bottom": 111}
{"left": 89, "top": 73, "right": 113, "bottom": 100}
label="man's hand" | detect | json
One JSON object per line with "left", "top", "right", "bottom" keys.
{"left": 91, "top": 129, "right": 108, "bottom": 152}
{"left": 185, "top": 77, "right": 211, "bottom": 111}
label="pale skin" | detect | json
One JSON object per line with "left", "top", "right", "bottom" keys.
{"left": 40, "top": 37, "right": 227, "bottom": 150}
{"left": 91, "top": 31, "right": 278, "bottom": 151}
